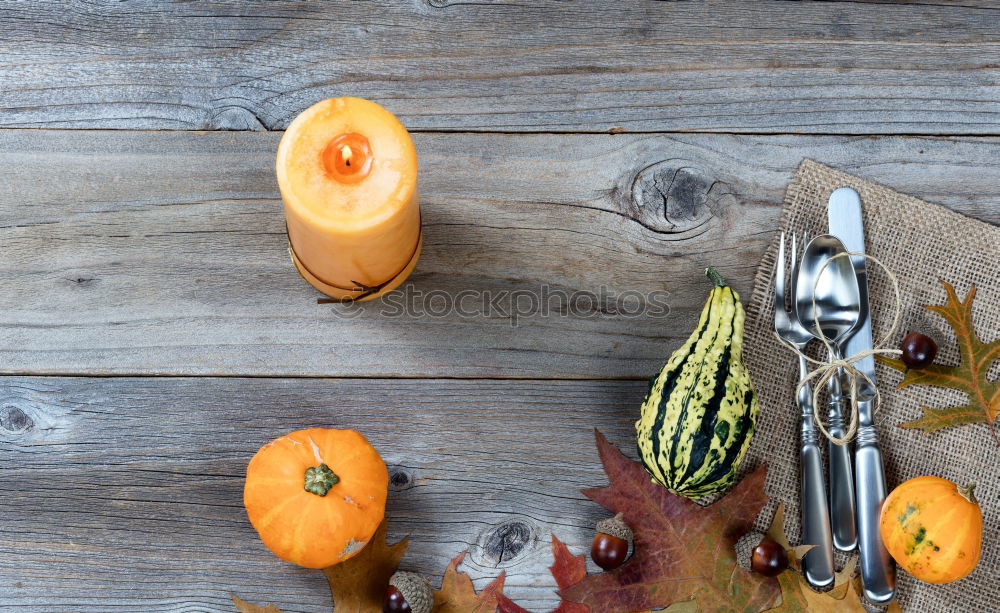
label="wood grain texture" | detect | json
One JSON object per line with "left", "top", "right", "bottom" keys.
{"left": 4, "top": 3, "right": 1000, "bottom": 612}
{"left": 3, "top": 129, "right": 1000, "bottom": 377}
{"left": 0, "top": 376, "right": 646, "bottom": 612}
{"left": 2, "top": 0, "right": 1000, "bottom": 133}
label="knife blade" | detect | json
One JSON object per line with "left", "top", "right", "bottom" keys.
{"left": 831, "top": 192, "right": 877, "bottom": 392}
{"left": 828, "top": 186, "right": 896, "bottom": 603}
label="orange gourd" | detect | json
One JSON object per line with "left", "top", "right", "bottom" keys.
{"left": 244, "top": 428, "right": 388, "bottom": 568}
{"left": 879, "top": 476, "right": 982, "bottom": 584}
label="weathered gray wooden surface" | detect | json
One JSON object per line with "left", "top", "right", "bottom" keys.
{"left": 3, "top": 1, "right": 1000, "bottom": 611}
{"left": 3, "top": 129, "right": 1000, "bottom": 378}
{"left": 2, "top": 1, "right": 1000, "bottom": 133}
{"left": 0, "top": 377, "right": 644, "bottom": 612}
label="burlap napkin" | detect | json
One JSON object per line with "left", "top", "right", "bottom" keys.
{"left": 742, "top": 160, "right": 999, "bottom": 612}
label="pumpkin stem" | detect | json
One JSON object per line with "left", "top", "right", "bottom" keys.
{"left": 705, "top": 267, "right": 727, "bottom": 288}
{"left": 304, "top": 463, "right": 340, "bottom": 496}
{"left": 958, "top": 482, "right": 978, "bottom": 505}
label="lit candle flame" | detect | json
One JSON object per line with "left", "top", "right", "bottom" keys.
{"left": 341, "top": 145, "right": 353, "bottom": 165}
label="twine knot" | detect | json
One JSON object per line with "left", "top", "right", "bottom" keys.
{"left": 775, "top": 250, "right": 903, "bottom": 445}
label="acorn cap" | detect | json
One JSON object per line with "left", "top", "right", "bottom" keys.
{"left": 735, "top": 530, "right": 765, "bottom": 571}
{"left": 389, "top": 571, "right": 433, "bottom": 613}
{"left": 596, "top": 513, "right": 633, "bottom": 543}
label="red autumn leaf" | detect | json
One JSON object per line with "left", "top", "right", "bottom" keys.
{"left": 877, "top": 281, "right": 1000, "bottom": 444}
{"left": 559, "top": 430, "right": 779, "bottom": 613}
{"left": 433, "top": 552, "right": 506, "bottom": 613}
{"left": 497, "top": 535, "right": 588, "bottom": 613}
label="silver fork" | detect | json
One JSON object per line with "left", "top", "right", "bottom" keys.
{"left": 773, "top": 232, "right": 834, "bottom": 588}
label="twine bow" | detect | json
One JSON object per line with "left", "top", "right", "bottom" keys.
{"left": 775, "top": 251, "right": 903, "bottom": 445}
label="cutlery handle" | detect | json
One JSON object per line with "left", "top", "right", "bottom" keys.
{"left": 855, "top": 413, "right": 896, "bottom": 603}
{"left": 827, "top": 375, "right": 857, "bottom": 551}
{"left": 800, "top": 417, "right": 834, "bottom": 588}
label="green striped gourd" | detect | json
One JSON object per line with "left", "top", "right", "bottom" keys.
{"left": 635, "top": 267, "right": 758, "bottom": 498}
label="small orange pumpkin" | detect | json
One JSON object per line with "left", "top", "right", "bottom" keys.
{"left": 879, "top": 476, "right": 982, "bottom": 584}
{"left": 244, "top": 428, "right": 388, "bottom": 568}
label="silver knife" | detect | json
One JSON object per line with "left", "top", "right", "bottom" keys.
{"left": 828, "top": 187, "right": 896, "bottom": 603}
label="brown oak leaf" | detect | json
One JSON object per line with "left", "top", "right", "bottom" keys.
{"left": 232, "top": 518, "right": 407, "bottom": 613}
{"left": 559, "top": 430, "right": 779, "bottom": 613}
{"left": 433, "top": 552, "right": 506, "bottom": 613}
{"left": 497, "top": 534, "right": 588, "bottom": 613}
{"left": 877, "top": 281, "right": 1000, "bottom": 444}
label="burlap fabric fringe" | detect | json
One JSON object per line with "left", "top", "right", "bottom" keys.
{"left": 774, "top": 251, "right": 903, "bottom": 446}
{"left": 738, "top": 160, "right": 999, "bottom": 613}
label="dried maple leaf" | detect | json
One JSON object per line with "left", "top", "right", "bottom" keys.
{"left": 433, "top": 551, "right": 505, "bottom": 613}
{"left": 877, "top": 281, "right": 1000, "bottom": 444}
{"left": 559, "top": 430, "right": 780, "bottom": 613}
{"left": 768, "top": 569, "right": 864, "bottom": 613}
{"left": 324, "top": 519, "right": 409, "bottom": 612}
{"left": 232, "top": 596, "right": 283, "bottom": 613}
{"left": 763, "top": 505, "right": 856, "bottom": 612}
{"left": 497, "top": 534, "right": 588, "bottom": 613}
{"left": 763, "top": 503, "right": 903, "bottom": 613}
{"left": 232, "top": 519, "right": 407, "bottom": 613}
{"left": 769, "top": 563, "right": 903, "bottom": 613}
{"left": 765, "top": 503, "right": 814, "bottom": 565}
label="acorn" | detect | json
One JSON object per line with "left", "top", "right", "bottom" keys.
{"left": 591, "top": 513, "right": 633, "bottom": 570}
{"left": 900, "top": 331, "right": 938, "bottom": 370}
{"left": 384, "top": 571, "right": 432, "bottom": 613}
{"left": 735, "top": 530, "right": 787, "bottom": 577}
{"left": 751, "top": 537, "right": 788, "bottom": 577}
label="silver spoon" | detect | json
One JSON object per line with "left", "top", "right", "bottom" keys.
{"left": 795, "top": 234, "right": 861, "bottom": 552}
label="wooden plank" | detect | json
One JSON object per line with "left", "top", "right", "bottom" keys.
{"left": 3, "top": 129, "right": 1000, "bottom": 377}
{"left": 2, "top": 0, "right": 1000, "bottom": 133}
{"left": 0, "top": 376, "right": 646, "bottom": 612}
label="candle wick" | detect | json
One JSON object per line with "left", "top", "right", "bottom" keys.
{"left": 341, "top": 145, "right": 353, "bottom": 166}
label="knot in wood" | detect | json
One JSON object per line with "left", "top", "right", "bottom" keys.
{"left": 210, "top": 105, "right": 266, "bottom": 131}
{"left": 479, "top": 520, "right": 533, "bottom": 566}
{"left": 66, "top": 275, "right": 97, "bottom": 288}
{"left": 0, "top": 405, "right": 33, "bottom": 434}
{"left": 388, "top": 467, "right": 413, "bottom": 490}
{"left": 629, "top": 161, "right": 718, "bottom": 234}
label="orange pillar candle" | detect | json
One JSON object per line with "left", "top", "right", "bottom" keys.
{"left": 276, "top": 98, "right": 421, "bottom": 301}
